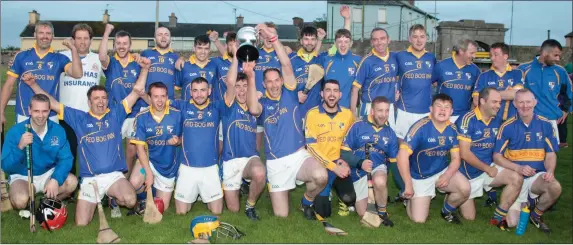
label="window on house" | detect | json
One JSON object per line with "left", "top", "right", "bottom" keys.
{"left": 378, "top": 9, "right": 387, "bottom": 23}
{"left": 352, "top": 8, "right": 362, "bottom": 22}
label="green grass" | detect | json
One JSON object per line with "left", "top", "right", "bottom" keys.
{"left": 2, "top": 114, "right": 573, "bottom": 243}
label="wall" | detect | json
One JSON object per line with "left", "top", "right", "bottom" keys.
{"left": 436, "top": 19, "right": 507, "bottom": 60}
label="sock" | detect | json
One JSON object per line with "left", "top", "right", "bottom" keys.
{"left": 301, "top": 193, "right": 314, "bottom": 206}
{"left": 531, "top": 207, "right": 544, "bottom": 219}
{"left": 487, "top": 189, "right": 497, "bottom": 201}
{"left": 441, "top": 202, "right": 456, "bottom": 214}
{"left": 493, "top": 205, "right": 508, "bottom": 221}
{"left": 135, "top": 185, "right": 146, "bottom": 201}
{"left": 245, "top": 199, "right": 256, "bottom": 210}
{"left": 377, "top": 205, "right": 387, "bottom": 216}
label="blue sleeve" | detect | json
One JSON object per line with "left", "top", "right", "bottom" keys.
{"left": 169, "top": 99, "right": 185, "bottom": 110}
{"left": 61, "top": 106, "right": 83, "bottom": 133}
{"left": 450, "top": 125, "right": 460, "bottom": 149}
{"left": 341, "top": 123, "right": 359, "bottom": 151}
{"left": 387, "top": 130, "right": 399, "bottom": 161}
{"left": 403, "top": 124, "right": 422, "bottom": 153}
{"left": 354, "top": 58, "right": 369, "bottom": 89}
{"left": 8, "top": 52, "right": 24, "bottom": 78}
{"left": 51, "top": 130, "right": 73, "bottom": 185}
{"left": 111, "top": 99, "right": 131, "bottom": 125}
{"left": 175, "top": 111, "right": 183, "bottom": 137}
{"left": 1, "top": 126, "right": 26, "bottom": 175}
{"left": 560, "top": 69, "right": 573, "bottom": 112}
{"left": 494, "top": 123, "right": 512, "bottom": 154}
{"left": 58, "top": 53, "right": 71, "bottom": 73}
{"left": 456, "top": 115, "right": 473, "bottom": 140}
{"left": 544, "top": 122, "right": 559, "bottom": 153}
{"left": 432, "top": 61, "right": 441, "bottom": 83}
{"left": 133, "top": 115, "right": 147, "bottom": 142}
{"left": 174, "top": 67, "right": 182, "bottom": 88}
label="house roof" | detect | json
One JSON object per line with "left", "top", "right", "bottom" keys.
{"left": 566, "top": 31, "right": 573, "bottom": 38}
{"left": 326, "top": 0, "right": 438, "bottom": 20}
{"left": 19, "top": 21, "right": 300, "bottom": 40}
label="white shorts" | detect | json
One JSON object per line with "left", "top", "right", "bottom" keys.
{"left": 361, "top": 103, "right": 396, "bottom": 130}
{"left": 174, "top": 164, "right": 223, "bottom": 203}
{"left": 17, "top": 114, "right": 58, "bottom": 124}
{"left": 9, "top": 168, "right": 55, "bottom": 194}
{"left": 450, "top": 115, "right": 460, "bottom": 124}
{"left": 468, "top": 164, "right": 505, "bottom": 199}
{"left": 395, "top": 109, "right": 430, "bottom": 139}
{"left": 550, "top": 120, "right": 559, "bottom": 143}
{"left": 353, "top": 175, "right": 368, "bottom": 201}
{"left": 256, "top": 126, "right": 264, "bottom": 133}
{"left": 222, "top": 156, "right": 259, "bottom": 191}
{"left": 122, "top": 118, "right": 135, "bottom": 139}
{"left": 509, "top": 171, "right": 545, "bottom": 211}
{"left": 142, "top": 161, "right": 175, "bottom": 193}
{"left": 266, "top": 149, "right": 311, "bottom": 192}
{"left": 412, "top": 168, "right": 447, "bottom": 198}
{"left": 78, "top": 171, "right": 125, "bottom": 203}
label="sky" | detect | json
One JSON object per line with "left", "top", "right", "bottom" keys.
{"left": 1, "top": 1, "right": 571, "bottom": 48}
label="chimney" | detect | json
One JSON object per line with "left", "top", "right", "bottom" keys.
{"left": 28, "top": 10, "right": 40, "bottom": 25}
{"left": 408, "top": 0, "right": 415, "bottom": 6}
{"left": 169, "top": 12, "right": 177, "bottom": 28}
{"left": 236, "top": 15, "right": 244, "bottom": 28}
{"left": 103, "top": 9, "right": 110, "bottom": 24}
{"left": 292, "top": 17, "right": 303, "bottom": 28}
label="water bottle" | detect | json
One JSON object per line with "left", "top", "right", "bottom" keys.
{"left": 515, "top": 206, "right": 530, "bottom": 236}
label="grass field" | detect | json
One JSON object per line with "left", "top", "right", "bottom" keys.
{"left": 1, "top": 104, "right": 571, "bottom": 244}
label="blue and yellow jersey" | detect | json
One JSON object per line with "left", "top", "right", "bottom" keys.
{"left": 221, "top": 98, "right": 258, "bottom": 161}
{"left": 140, "top": 48, "right": 179, "bottom": 99}
{"left": 400, "top": 117, "right": 460, "bottom": 179}
{"left": 472, "top": 65, "right": 524, "bottom": 120}
{"left": 289, "top": 48, "right": 325, "bottom": 115}
{"left": 8, "top": 44, "right": 71, "bottom": 117}
{"left": 320, "top": 51, "right": 362, "bottom": 108}
{"left": 494, "top": 114, "right": 558, "bottom": 174}
{"left": 456, "top": 108, "right": 503, "bottom": 179}
{"left": 519, "top": 58, "right": 573, "bottom": 120}
{"left": 395, "top": 46, "right": 437, "bottom": 113}
{"left": 304, "top": 104, "right": 354, "bottom": 171}
{"left": 130, "top": 105, "right": 182, "bottom": 178}
{"left": 212, "top": 54, "right": 243, "bottom": 102}
{"left": 176, "top": 55, "right": 218, "bottom": 101}
{"left": 255, "top": 47, "right": 281, "bottom": 93}
{"left": 341, "top": 117, "right": 399, "bottom": 182}
{"left": 58, "top": 100, "right": 131, "bottom": 178}
{"left": 260, "top": 83, "right": 305, "bottom": 159}
{"left": 434, "top": 55, "right": 481, "bottom": 116}
{"left": 170, "top": 99, "right": 222, "bottom": 168}
{"left": 103, "top": 53, "right": 142, "bottom": 118}
{"left": 353, "top": 49, "right": 399, "bottom": 104}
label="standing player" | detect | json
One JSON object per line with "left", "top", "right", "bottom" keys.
{"left": 246, "top": 24, "right": 329, "bottom": 218}
{"left": 394, "top": 24, "right": 437, "bottom": 141}
{"left": 176, "top": 35, "right": 218, "bottom": 101}
{"left": 141, "top": 26, "right": 179, "bottom": 100}
{"left": 2, "top": 93, "right": 77, "bottom": 210}
{"left": 434, "top": 38, "right": 480, "bottom": 123}
{"left": 98, "top": 24, "right": 143, "bottom": 180}
{"left": 130, "top": 82, "right": 181, "bottom": 211}
{"left": 304, "top": 79, "right": 354, "bottom": 218}
{"left": 171, "top": 77, "right": 224, "bottom": 215}
{"left": 212, "top": 32, "right": 242, "bottom": 102}
{"left": 290, "top": 26, "right": 327, "bottom": 115}
{"left": 321, "top": 29, "right": 362, "bottom": 109}
{"left": 473, "top": 43, "right": 524, "bottom": 121}
{"left": 456, "top": 88, "right": 523, "bottom": 230}
{"left": 220, "top": 50, "right": 266, "bottom": 220}
{"left": 1, "top": 21, "right": 82, "bottom": 127}
{"left": 340, "top": 96, "right": 398, "bottom": 226}
{"left": 59, "top": 23, "right": 104, "bottom": 179}
{"left": 494, "top": 89, "right": 562, "bottom": 233}
{"left": 20, "top": 57, "right": 149, "bottom": 226}
{"left": 518, "top": 40, "right": 572, "bottom": 144}
{"left": 397, "top": 94, "right": 470, "bottom": 224}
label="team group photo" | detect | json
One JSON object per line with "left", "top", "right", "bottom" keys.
{"left": 0, "top": 0, "right": 572, "bottom": 244}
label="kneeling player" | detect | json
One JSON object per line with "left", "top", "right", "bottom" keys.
{"left": 456, "top": 88, "right": 523, "bottom": 230}
{"left": 397, "top": 94, "right": 470, "bottom": 224}
{"left": 130, "top": 82, "right": 182, "bottom": 212}
{"left": 2, "top": 94, "right": 77, "bottom": 210}
{"left": 494, "top": 89, "right": 561, "bottom": 233}
{"left": 221, "top": 51, "right": 266, "bottom": 220}
{"left": 341, "top": 96, "right": 398, "bottom": 226}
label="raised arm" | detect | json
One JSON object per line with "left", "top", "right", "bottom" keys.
{"left": 21, "top": 73, "right": 61, "bottom": 114}
{"left": 61, "top": 38, "right": 83, "bottom": 78}
{"left": 341, "top": 5, "right": 351, "bottom": 31}
{"left": 256, "top": 24, "right": 296, "bottom": 89}
{"left": 124, "top": 57, "right": 151, "bottom": 108}
{"left": 314, "top": 28, "right": 326, "bottom": 56}
{"left": 224, "top": 47, "right": 240, "bottom": 105}
{"left": 99, "top": 24, "right": 114, "bottom": 69}
{"left": 209, "top": 31, "right": 227, "bottom": 57}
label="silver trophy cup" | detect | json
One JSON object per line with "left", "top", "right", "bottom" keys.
{"left": 236, "top": 26, "right": 260, "bottom": 62}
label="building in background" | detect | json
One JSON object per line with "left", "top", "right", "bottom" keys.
{"left": 325, "top": 0, "right": 438, "bottom": 42}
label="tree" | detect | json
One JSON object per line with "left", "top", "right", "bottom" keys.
{"left": 313, "top": 13, "right": 327, "bottom": 30}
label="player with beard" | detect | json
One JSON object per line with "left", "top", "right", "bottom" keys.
{"left": 141, "top": 27, "right": 179, "bottom": 100}
{"left": 304, "top": 79, "right": 354, "bottom": 218}
{"left": 59, "top": 23, "right": 104, "bottom": 181}
{"left": 220, "top": 47, "right": 266, "bottom": 220}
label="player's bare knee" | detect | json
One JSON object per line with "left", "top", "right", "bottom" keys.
{"left": 458, "top": 181, "right": 471, "bottom": 199}
{"left": 11, "top": 194, "right": 29, "bottom": 209}
{"left": 372, "top": 175, "right": 387, "bottom": 190}
{"left": 122, "top": 193, "right": 137, "bottom": 208}
{"left": 507, "top": 171, "right": 523, "bottom": 187}
{"left": 274, "top": 210, "right": 289, "bottom": 217}
{"left": 461, "top": 211, "right": 476, "bottom": 221}
{"left": 411, "top": 216, "right": 428, "bottom": 223}
{"left": 312, "top": 169, "right": 328, "bottom": 187}
{"left": 64, "top": 175, "right": 78, "bottom": 192}
{"left": 549, "top": 181, "right": 562, "bottom": 197}
{"left": 251, "top": 166, "right": 266, "bottom": 183}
